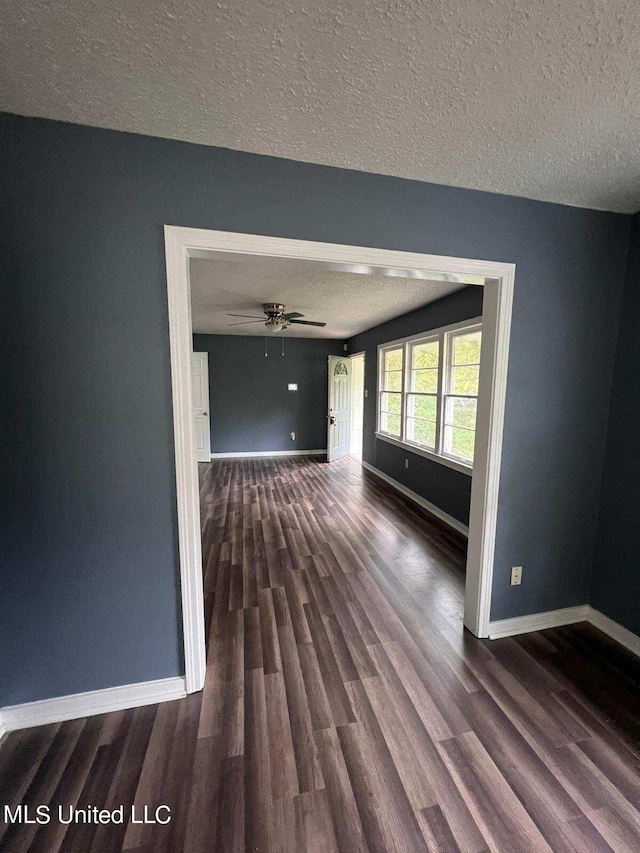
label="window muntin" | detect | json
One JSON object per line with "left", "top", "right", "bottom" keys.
{"left": 376, "top": 322, "right": 481, "bottom": 468}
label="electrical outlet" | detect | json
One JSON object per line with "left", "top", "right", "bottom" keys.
{"left": 405, "top": 458, "right": 409, "bottom": 469}
{"left": 343, "top": 343, "right": 348, "bottom": 352}
{"left": 290, "top": 432, "right": 296, "bottom": 441}
{"left": 364, "top": 389, "right": 368, "bottom": 398}
{"left": 510, "top": 566, "right": 523, "bottom": 586}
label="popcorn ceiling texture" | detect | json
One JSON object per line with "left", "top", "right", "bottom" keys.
{"left": 1, "top": 0, "right": 638, "bottom": 212}
{"left": 189, "top": 256, "right": 463, "bottom": 338}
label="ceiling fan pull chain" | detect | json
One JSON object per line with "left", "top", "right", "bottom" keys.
{"left": 282, "top": 337, "right": 285, "bottom": 356}
{"left": 264, "top": 336, "right": 268, "bottom": 357}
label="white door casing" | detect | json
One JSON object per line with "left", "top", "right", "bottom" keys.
{"left": 165, "top": 226, "right": 514, "bottom": 695}
{"left": 328, "top": 356, "right": 351, "bottom": 462}
{"left": 191, "top": 353, "right": 211, "bottom": 462}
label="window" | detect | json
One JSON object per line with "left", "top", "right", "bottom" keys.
{"left": 379, "top": 346, "right": 403, "bottom": 437}
{"left": 406, "top": 338, "right": 439, "bottom": 450}
{"left": 377, "top": 320, "right": 482, "bottom": 469}
{"left": 443, "top": 328, "right": 481, "bottom": 464}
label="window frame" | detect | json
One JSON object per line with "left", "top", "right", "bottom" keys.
{"left": 378, "top": 343, "right": 405, "bottom": 439}
{"left": 376, "top": 317, "right": 482, "bottom": 475}
{"left": 403, "top": 333, "right": 441, "bottom": 454}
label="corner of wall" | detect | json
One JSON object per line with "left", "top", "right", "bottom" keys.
{"left": 588, "top": 212, "right": 640, "bottom": 636}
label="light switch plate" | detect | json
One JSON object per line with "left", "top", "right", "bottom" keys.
{"left": 288, "top": 383, "right": 298, "bottom": 391}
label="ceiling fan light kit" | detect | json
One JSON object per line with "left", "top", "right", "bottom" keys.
{"left": 227, "top": 302, "right": 327, "bottom": 332}
{"left": 265, "top": 316, "right": 284, "bottom": 332}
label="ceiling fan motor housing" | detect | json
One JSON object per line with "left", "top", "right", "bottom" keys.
{"left": 262, "top": 303, "right": 287, "bottom": 317}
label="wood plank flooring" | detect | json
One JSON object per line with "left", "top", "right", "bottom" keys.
{"left": 1, "top": 455, "right": 639, "bottom": 852}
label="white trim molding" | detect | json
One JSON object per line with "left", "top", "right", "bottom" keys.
{"left": 488, "top": 606, "right": 589, "bottom": 639}
{"left": 164, "top": 228, "right": 207, "bottom": 694}
{"left": 375, "top": 433, "right": 472, "bottom": 476}
{"left": 362, "top": 460, "right": 469, "bottom": 537}
{"left": 164, "top": 226, "right": 516, "bottom": 640}
{"left": 464, "top": 274, "right": 514, "bottom": 638}
{"left": 0, "top": 712, "right": 6, "bottom": 740}
{"left": 0, "top": 677, "right": 186, "bottom": 733}
{"left": 211, "top": 449, "right": 326, "bottom": 459}
{"left": 488, "top": 605, "right": 640, "bottom": 657}
{"left": 588, "top": 608, "right": 640, "bottom": 657}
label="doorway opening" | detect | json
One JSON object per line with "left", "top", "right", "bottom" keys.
{"left": 191, "top": 351, "right": 211, "bottom": 462}
{"left": 165, "top": 226, "right": 514, "bottom": 694}
{"left": 350, "top": 352, "right": 365, "bottom": 460}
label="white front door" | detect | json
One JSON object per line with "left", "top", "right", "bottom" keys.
{"left": 327, "top": 356, "right": 351, "bottom": 462}
{"left": 191, "top": 352, "right": 211, "bottom": 463}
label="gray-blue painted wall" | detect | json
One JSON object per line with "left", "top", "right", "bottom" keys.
{"left": 591, "top": 214, "right": 640, "bottom": 637}
{"left": 193, "top": 334, "right": 344, "bottom": 454}
{"left": 0, "top": 112, "right": 632, "bottom": 706}
{"left": 347, "top": 287, "right": 483, "bottom": 526}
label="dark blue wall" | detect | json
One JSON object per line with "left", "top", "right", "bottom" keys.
{"left": 348, "top": 288, "right": 483, "bottom": 525}
{"left": 0, "top": 112, "right": 632, "bottom": 705}
{"left": 592, "top": 215, "right": 640, "bottom": 637}
{"left": 193, "top": 334, "right": 344, "bottom": 453}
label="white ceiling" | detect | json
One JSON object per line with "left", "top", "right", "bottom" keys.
{"left": 2, "top": 1, "right": 639, "bottom": 213}
{"left": 189, "top": 255, "right": 466, "bottom": 339}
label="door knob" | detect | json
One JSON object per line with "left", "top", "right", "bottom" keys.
{"left": 203, "top": 412, "right": 208, "bottom": 416}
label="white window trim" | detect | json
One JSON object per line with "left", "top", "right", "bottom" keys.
{"left": 375, "top": 432, "right": 473, "bottom": 474}
{"left": 376, "top": 317, "right": 482, "bottom": 474}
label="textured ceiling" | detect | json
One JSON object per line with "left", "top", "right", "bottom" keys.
{"left": 1, "top": 1, "right": 639, "bottom": 212}
{"left": 189, "top": 256, "right": 464, "bottom": 338}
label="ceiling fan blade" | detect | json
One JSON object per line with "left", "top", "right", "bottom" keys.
{"left": 227, "top": 320, "right": 265, "bottom": 326}
{"left": 227, "top": 313, "right": 265, "bottom": 319}
{"left": 288, "top": 319, "right": 327, "bottom": 327}
{"left": 283, "top": 312, "right": 304, "bottom": 319}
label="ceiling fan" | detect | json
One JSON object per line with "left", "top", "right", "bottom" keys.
{"left": 227, "top": 303, "right": 327, "bottom": 333}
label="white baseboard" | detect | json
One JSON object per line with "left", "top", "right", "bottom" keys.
{"left": 588, "top": 607, "right": 640, "bottom": 657}
{"left": 488, "top": 605, "right": 589, "bottom": 639}
{"left": 210, "top": 449, "right": 326, "bottom": 459}
{"left": 361, "top": 460, "right": 469, "bottom": 537}
{"left": 0, "top": 712, "right": 6, "bottom": 740}
{"left": 488, "top": 605, "right": 640, "bottom": 658}
{"left": 0, "top": 676, "right": 186, "bottom": 734}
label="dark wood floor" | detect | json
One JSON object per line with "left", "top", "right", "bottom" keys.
{"left": 1, "top": 456, "right": 639, "bottom": 852}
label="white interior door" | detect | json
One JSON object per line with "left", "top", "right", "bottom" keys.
{"left": 191, "top": 352, "right": 211, "bottom": 463}
{"left": 327, "top": 356, "right": 351, "bottom": 462}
